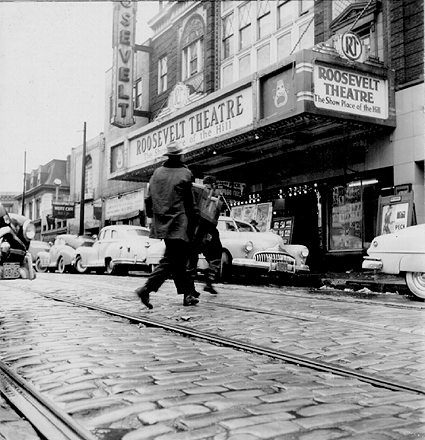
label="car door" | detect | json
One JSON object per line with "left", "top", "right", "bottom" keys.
{"left": 97, "top": 228, "right": 119, "bottom": 266}
{"left": 49, "top": 238, "right": 62, "bottom": 266}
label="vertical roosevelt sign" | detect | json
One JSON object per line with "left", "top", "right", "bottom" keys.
{"left": 112, "top": 1, "right": 137, "bottom": 128}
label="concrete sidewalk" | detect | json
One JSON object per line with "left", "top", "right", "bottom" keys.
{"left": 295, "top": 271, "right": 410, "bottom": 294}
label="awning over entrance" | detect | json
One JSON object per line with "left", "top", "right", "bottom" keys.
{"left": 108, "top": 49, "right": 395, "bottom": 184}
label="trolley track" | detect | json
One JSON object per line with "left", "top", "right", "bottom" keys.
{"left": 33, "top": 272, "right": 425, "bottom": 310}
{"left": 10, "top": 284, "right": 425, "bottom": 397}
{"left": 0, "top": 361, "right": 95, "bottom": 440}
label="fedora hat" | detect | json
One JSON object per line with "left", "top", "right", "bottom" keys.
{"left": 164, "top": 141, "right": 184, "bottom": 156}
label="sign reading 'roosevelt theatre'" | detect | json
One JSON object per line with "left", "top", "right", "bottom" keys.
{"left": 129, "top": 87, "right": 253, "bottom": 167}
{"left": 314, "top": 64, "right": 388, "bottom": 119}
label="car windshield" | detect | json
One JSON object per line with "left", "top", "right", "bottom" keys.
{"left": 218, "top": 219, "right": 256, "bottom": 232}
{"left": 127, "top": 229, "right": 149, "bottom": 237}
{"left": 67, "top": 237, "right": 95, "bottom": 249}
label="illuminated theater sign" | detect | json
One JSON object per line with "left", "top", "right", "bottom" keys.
{"left": 111, "top": 1, "right": 137, "bottom": 128}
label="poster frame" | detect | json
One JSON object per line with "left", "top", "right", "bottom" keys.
{"left": 376, "top": 192, "right": 415, "bottom": 236}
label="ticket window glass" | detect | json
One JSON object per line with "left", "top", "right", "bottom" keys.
{"left": 328, "top": 181, "right": 378, "bottom": 251}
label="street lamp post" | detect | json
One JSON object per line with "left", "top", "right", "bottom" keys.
{"left": 79, "top": 122, "right": 87, "bottom": 236}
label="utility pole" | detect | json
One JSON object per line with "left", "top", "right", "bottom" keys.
{"left": 79, "top": 122, "right": 86, "bottom": 236}
{"left": 21, "top": 150, "right": 26, "bottom": 215}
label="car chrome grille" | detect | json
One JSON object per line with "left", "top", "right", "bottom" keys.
{"left": 254, "top": 252, "right": 294, "bottom": 263}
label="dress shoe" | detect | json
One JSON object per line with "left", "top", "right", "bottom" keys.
{"left": 135, "top": 287, "right": 153, "bottom": 309}
{"left": 183, "top": 296, "right": 199, "bottom": 306}
{"left": 204, "top": 284, "right": 218, "bottom": 295}
{"left": 191, "top": 289, "right": 201, "bottom": 298}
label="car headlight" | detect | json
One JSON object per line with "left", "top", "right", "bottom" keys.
{"left": 23, "top": 220, "right": 36, "bottom": 241}
{"left": 244, "top": 241, "right": 253, "bottom": 253}
{"left": 372, "top": 240, "right": 378, "bottom": 247}
{"left": 0, "top": 241, "right": 11, "bottom": 253}
{"left": 301, "top": 248, "right": 309, "bottom": 257}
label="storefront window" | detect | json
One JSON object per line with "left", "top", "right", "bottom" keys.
{"left": 329, "top": 184, "right": 363, "bottom": 251}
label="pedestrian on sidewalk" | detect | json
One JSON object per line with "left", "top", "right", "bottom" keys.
{"left": 187, "top": 175, "right": 223, "bottom": 296}
{"left": 135, "top": 141, "right": 199, "bottom": 308}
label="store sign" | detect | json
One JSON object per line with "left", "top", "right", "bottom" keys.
{"left": 111, "top": 1, "right": 137, "bottom": 128}
{"left": 128, "top": 87, "right": 253, "bottom": 167}
{"left": 314, "top": 64, "right": 388, "bottom": 119}
{"left": 52, "top": 203, "right": 75, "bottom": 219}
{"left": 216, "top": 180, "right": 246, "bottom": 199}
{"left": 105, "top": 190, "right": 144, "bottom": 220}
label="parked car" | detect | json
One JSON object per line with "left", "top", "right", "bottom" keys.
{"left": 146, "top": 216, "right": 309, "bottom": 279}
{"left": 0, "top": 202, "right": 36, "bottom": 280}
{"left": 72, "top": 225, "right": 157, "bottom": 275}
{"left": 36, "top": 234, "right": 95, "bottom": 273}
{"left": 29, "top": 240, "right": 51, "bottom": 271}
{"left": 362, "top": 224, "right": 425, "bottom": 299}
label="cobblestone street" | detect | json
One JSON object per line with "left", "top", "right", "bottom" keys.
{"left": 1, "top": 274, "right": 424, "bottom": 439}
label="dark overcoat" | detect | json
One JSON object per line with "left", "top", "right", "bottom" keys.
{"left": 145, "top": 160, "right": 198, "bottom": 242}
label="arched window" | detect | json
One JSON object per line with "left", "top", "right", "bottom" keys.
{"left": 181, "top": 15, "right": 205, "bottom": 81}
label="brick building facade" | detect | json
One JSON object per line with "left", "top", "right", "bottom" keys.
{"left": 106, "top": 0, "right": 423, "bottom": 271}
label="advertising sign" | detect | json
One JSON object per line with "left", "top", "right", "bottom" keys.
{"left": 128, "top": 87, "right": 253, "bottom": 168}
{"left": 105, "top": 190, "right": 144, "bottom": 220}
{"left": 376, "top": 193, "right": 415, "bottom": 236}
{"left": 313, "top": 63, "right": 388, "bottom": 119}
{"left": 231, "top": 202, "right": 273, "bottom": 232}
{"left": 262, "top": 67, "right": 295, "bottom": 119}
{"left": 52, "top": 203, "right": 75, "bottom": 219}
{"left": 111, "top": 1, "right": 137, "bottom": 128}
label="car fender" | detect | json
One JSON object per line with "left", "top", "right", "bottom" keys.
{"left": 76, "top": 247, "right": 94, "bottom": 266}
{"left": 60, "top": 250, "right": 74, "bottom": 266}
{"left": 400, "top": 254, "right": 425, "bottom": 273}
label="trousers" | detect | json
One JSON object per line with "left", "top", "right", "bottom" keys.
{"left": 144, "top": 239, "right": 191, "bottom": 297}
{"left": 187, "top": 221, "right": 222, "bottom": 289}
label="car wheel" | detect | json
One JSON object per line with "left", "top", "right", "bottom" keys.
{"left": 105, "top": 258, "right": 116, "bottom": 275}
{"left": 57, "top": 257, "right": 66, "bottom": 274}
{"left": 218, "top": 250, "right": 232, "bottom": 281}
{"left": 405, "top": 272, "right": 425, "bottom": 299}
{"left": 35, "top": 258, "right": 47, "bottom": 273}
{"left": 74, "top": 256, "right": 88, "bottom": 274}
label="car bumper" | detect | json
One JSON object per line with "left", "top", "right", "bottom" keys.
{"left": 113, "top": 257, "right": 148, "bottom": 267}
{"left": 232, "top": 257, "right": 297, "bottom": 274}
{"left": 362, "top": 257, "right": 383, "bottom": 270}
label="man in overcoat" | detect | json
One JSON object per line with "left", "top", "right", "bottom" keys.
{"left": 135, "top": 141, "right": 199, "bottom": 308}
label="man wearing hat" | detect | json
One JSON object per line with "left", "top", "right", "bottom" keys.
{"left": 135, "top": 141, "right": 199, "bottom": 308}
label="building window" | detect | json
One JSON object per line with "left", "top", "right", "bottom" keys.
{"left": 134, "top": 79, "right": 142, "bottom": 109}
{"left": 277, "top": 32, "right": 291, "bottom": 59}
{"left": 222, "top": 13, "right": 234, "bottom": 59}
{"left": 181, "top": 15, "right": 205, "bottom": 80}
{"left": 277, "top": 0, "right": 292, "bottom": 29}
{"left": 257, "top": 0, "right": 271, "bottom": 40}
{"left": 257, "top": 44, "right": 270, "bottom": 70}
{"left": 239, "top": 54, "right": 251, "bottom": 79}
{"left": 239, "top": 2, "right": 251, "bottom": 50}
{"left": 182, "top": 40, "right": 204, "bottom": 79}
{"left": 158, "top": 56, "right": 167, "bottom": 94}
{"left": 85, "top": 156, "right": 93, "bottom": 194}
{"left": 222, "top": 63, "right": 234, "bottom": 88}
{"left": 222, "top": 1, "right": 233, "bottom": 13}
{"left": 332, "top": 0, "right": 356, "bottom": 20}
{"left": 329, "top": 183, "right": 363, "bottom": 251}
{"left": 35, "top": 199, "right": 41, "bottom": 219}
{"left": 300, "top": 0, "right": 314, "bottom": 15}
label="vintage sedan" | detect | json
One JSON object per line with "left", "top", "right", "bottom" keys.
{"left": 73, "top": 225, "right": 156, "bottom": 275}
{"left": 362, "top": 224, "right": 425, "bottom": 299}
{"left": 29, "top": 240, "right": 51, "bottom": 271}
{"left": 146, "top": 216, "right": 309, "bottom": 279}
{"left": 36, "top": 235, "right": 95, "bottom": 273}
